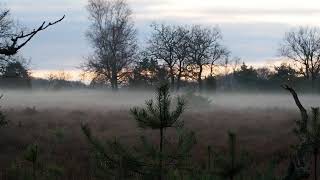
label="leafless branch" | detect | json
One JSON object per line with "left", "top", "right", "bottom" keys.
{"left": 0, "top": 15, "right": 65, "bottom": 56}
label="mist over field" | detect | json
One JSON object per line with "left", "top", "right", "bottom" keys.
{"left": 3, "top": 0, "right": 320, "bottom": 178}
{"left": 1, "top": 90, "right": 319, "bottom": 110}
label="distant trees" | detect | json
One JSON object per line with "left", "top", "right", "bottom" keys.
{"left": 174, "top": 26, "right": 190, "bottom": 90}
{"left": 47, "top": 70, "right": 72, "bottom": 90}
{"left": 0, "top": 60, "right": 31, "bottom": 88}
{"left": 0, "top": 6, "right": 64, "bottom": 89}
{"left": 187, "top": 25, "right": 228, "bottom": 91}
{"left": 77, "top": 0, "right": 320, "bottom": 92}
{"left": 128, "top": 53, "right": 167, "bottom": 88}
{"left": 147, "top": 24, "right": 178, "bottom": 89}
{"left": 271, "top": 63, "right": 298, "bottom": 85}
{"left": 84, "top": 0, "right": 137, "bottom": 91}
{"left": 144, "top": 24, "right": 228, "bottom": 91}
{"left": 233, "top": 63, "right": 258, "bottom": 88}
{"left": 279, "top": 27, "right": 320, "bottom": 89}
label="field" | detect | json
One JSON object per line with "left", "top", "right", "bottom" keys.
{"left": 0, "top": 90, "right": 318, "bottom": 179}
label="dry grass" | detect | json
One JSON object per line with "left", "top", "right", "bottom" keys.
{"left": 0, "top": 104, "right": 299, "bottom": 178}
{"left": 0, "top": 90, "right": 316, "bottom": 179}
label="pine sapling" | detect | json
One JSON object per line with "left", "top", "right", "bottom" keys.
{"left": 24, "top": 143, "right": 39, "bottom": 180}
{"left": 307, "top": 107, "right": 320, "bottom": 180}
{"left": 131, "top": 83, "right": 186, "bottom": 180}
{"left": 214, "top": 132, "right": 250, "bottom": 180}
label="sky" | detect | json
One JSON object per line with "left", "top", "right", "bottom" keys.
{"left": 3, "top": 0, "right": 320, "bottom": 79}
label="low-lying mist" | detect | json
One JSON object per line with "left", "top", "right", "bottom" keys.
{"left": 1, "top": 89, "right": 319, "bottom": 110}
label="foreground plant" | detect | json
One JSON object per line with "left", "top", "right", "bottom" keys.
{"left": 214, "top": 132, "right": 250, "bottom": 180}
{"left": 131, "top": 83, "right": 186, "bottom": 180}
{"left": 283, "top": 85, "right": 320, "bottom": 180}
{"left": 24, "top": 143, "right": 39, "bottom": 180}
{"left": 82, "top": 83, "right": 194, "bottom": 179}
{"left": 0, "top": 95, "right": 7, "bottom": 127}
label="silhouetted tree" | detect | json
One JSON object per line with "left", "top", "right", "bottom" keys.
{"left": 256, "top": 67, "right": 272, "bottom": 80}
{"left": 279, "top": 27, "right": 320, "bottom": 90}
{"left": 233, "top": 63, "right": 258, "bottom": 88}
{"left": 174, "top": 26, "right": 190, "bottom": 91}
{"left": 0, "top": 7, "right": 64, "bottom": 56}
{"left": 147, "top": 24, "right": 178, "bottom": 89}
{"left": 84, "top": 0, "right": 137, "bottom": 91}
{"left": 0, "top": 60, "right": 31, "bottom": 88}
{"left": 271, "top": 63, "right": 298, "bottom": 86}
{"left": 47, "top": 70, "right": 72, "bottom": 90}
{"left": 187, "top": 25, "right": 226, "bottom": 91}
{"left": 283, "top": 85, "right": 310, "bottom": 180}
{"left": 128, "top": 53, "right": 164, "bottom": 88}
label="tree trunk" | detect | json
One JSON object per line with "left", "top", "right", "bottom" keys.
{"left": 198, "top": 65, "right": 203, "bottom": 92}
{"left": 33, "top": 161, "right": 37, "bottom": 180}
{"left": 210, "top": 63, "right": 214, "bottom": 77}
{"left": 315, "top": 149, "right": 318, "bottom": 180}
{"left": 159, "top": 127, "right": 164, "bottom": 180}
{"left": 169, "top": 67, "right": 175, "bottom": 90}
{"left": 282, "top": 85, "right": 308, "bottom": 132}
{"left": 177, "top": 63, "right": 183, "bottom": 91}
{"left": 312, "top": 75, "right": 316, "bottom": 93}
{"left": 111, "top": 70, "right": 118, "bottom": 91}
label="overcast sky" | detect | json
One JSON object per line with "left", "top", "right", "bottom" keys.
{"left": 3, "top": 0, "right": 320, "bottom": 73}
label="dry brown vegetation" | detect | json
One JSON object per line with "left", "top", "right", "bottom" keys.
{"left": 0, "top": 90, "right": 307, "bottom": 179}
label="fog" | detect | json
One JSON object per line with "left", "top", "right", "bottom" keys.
{"left": 0, "top": 90, "right": 319, "bottom": 110}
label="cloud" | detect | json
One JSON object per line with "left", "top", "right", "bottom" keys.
{"left": 2, "top": 0, "right": 320, "bottom": 73}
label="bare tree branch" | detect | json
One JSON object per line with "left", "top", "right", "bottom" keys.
{"left": 0, "top": 15, "right": 65, "bottom": 56}
{"left": 282, "top": 84, "right": 308, "bottom": 131}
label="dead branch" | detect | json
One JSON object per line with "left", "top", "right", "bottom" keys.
{"left": 0, "top": 15, "right": 65, "bottom": 56}
{"left": 282, "top": 84, "right": 308, "bottom": 128}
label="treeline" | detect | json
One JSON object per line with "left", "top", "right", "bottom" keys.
{"left": 2, "top": 0, "right": 320, "bottom": 92}
{"left": 126, "top": 60, "right": 318, "bottom": 93}
{"left": 82, "top": 0, "right": 320, "bottom": 93}
{"left": 0, "top": 55, "right": 317, "bottom": 92}
{"left": 0, "top": 56, "right": 86, "bottom": 90}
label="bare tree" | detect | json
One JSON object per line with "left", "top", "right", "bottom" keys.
{"left": 187, "top": 25, "right": 227, "bottom": 91}
{"left": 279, "top": 27, "right": 320, "bottom": 89}
{"left": 209, "top": 43, "right": 229, "bottom": 77}
{"left": 84, "top": 0, "right": 137, "bottom": 90}
{"left": 174, "top": 26, "right": 190, "bottom": 91}
{"left": 0, "top": 7, "right": 65, "bottom": 56}
{"left": 147, "top": 24, "right": 177, "bottom": 89}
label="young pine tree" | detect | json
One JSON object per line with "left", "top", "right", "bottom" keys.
{"left": 130, "top": 83, "right": 186, "bottom": 180}
{"left": 0, "top": 95, "right": 7, "bottom": 127}
{"left": 214, "top": 132, "right": 250, "bottom": 180}
{"left": 24, "top": 143, "right": 39, "bottom": 180}
{"left": 304, "top": 107, "right": 320, "bottom": 180}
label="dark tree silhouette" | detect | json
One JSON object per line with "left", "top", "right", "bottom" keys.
{"left": 84, "top": 0, "right": 137, "bottom": 91}
{"left": 272, "top": 63, "right": 298, "bottom": 84}
{"left": 282, "top": 85, "right": 310, "bottom": 180}
{"left": 147, "top": 24, "right": 178, "bottom": 89}
{"left": 279, "top": 27, "right": 320, "bottom": 90}
{"left": 233, "top": 63, "right": 258, "bottom": 88}
{"left": 187, "top": 25, "right": 227, "bottom": 91}
{"left": 174, "top": 26, "right": 190, "bottom": 91}
{"left": 128, "top": 53, "right": 166, "bottom": 88}
{"left": 0, "top": 60, "right": 31, "bottom": 88}
{"left": 0, "top": 7, "right": 65, "bottom": 56}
